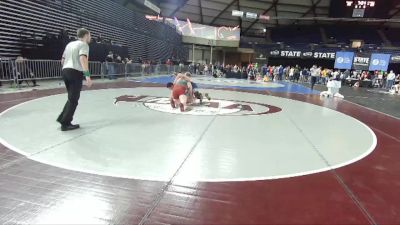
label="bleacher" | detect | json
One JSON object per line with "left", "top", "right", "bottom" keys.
{"left": 271, "top": 27, "right": 323, "bottom": 45}
{"left": 265, "top": 26, "right": 386, "bottom": 47}
{"left": 0, "top": 0, "right": 187, "bottom": 61}
{"left": 62, "top": 0, "right": 180, "bottom": 42}
{"left": 383, "top": 29, "right": 400, "bottom": 47}
{"left": 325, "top": 26, "right": 382, "bottom": 45}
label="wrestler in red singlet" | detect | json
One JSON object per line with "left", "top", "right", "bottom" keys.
{"left": 169, "top": 79, "right": 189, "bottom": 111}
{"left": 172, "top": 79, "right": 188, "bottom": 100}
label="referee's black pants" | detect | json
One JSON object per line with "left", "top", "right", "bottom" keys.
{"left": 57, "top": 68, "right": 83, "bottom": 126}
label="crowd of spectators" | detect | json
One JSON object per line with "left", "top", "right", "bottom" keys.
{"left": 256, "top": 64, "right": 400, "bottom": 92}
{"left": 2, "top": 52, "right": 400, "bottom": 95}
{"left": 184, "top": 62, "right": 400, "bottom": 94}
{"left": 294, "top": 66, "right": 396, "bottom": 93}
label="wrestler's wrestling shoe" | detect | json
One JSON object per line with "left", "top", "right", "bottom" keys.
{"left": 179, "top": 103, "right": 185, "bottom": 112}
{"left": 194, "top": 91, "right": 203, "bottom": 104}
{"left": 170, "top": 99, "right": 176, "bottom": 108}
{"left": 205, "top": 93, "right": 211, "bottom": 101}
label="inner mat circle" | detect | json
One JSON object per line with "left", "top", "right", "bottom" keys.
{"left": 0, "top": 87, "right": 376, "bottom": 182}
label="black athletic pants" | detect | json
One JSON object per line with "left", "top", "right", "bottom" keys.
{"left": 57, "top": 68, "right": 83, "bottom": 125}
{"left": 311, "top": 76, "right": 317, "bottom": 90}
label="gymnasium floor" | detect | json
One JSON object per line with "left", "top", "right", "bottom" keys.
{"left": 0, "top": 76, "right": 399, "bottom": 224}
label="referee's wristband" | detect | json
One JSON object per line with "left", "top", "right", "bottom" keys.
{"left": 83, "top": 71, "right": 91, "bottom": 77}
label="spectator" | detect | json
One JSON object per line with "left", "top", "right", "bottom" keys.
{"left": 125, "top": 57, "right": 132, "bottom": 64}
{"left": 321, "top": 68, "right": 328, "bottom": 85}
{"left": 301, "top": 67, "right": 309, "bottom": 82}
{"left": 59, "top": 27, "right": 69, "bottom": 44}
{"left": 166, "top": 58, "right": 173, "bottom": 74}
{"left": 360, "top": 71, "right": 367, "bottom": 80}
{"left": 179, "top": 61, "right": 184, "bottom": 72}
{"left": 273, "top": 66, "right": 279, "bottom": 81}
{"left": 386, "top": 70, "right": 396, "bottom": 90}
{"left": 351, "top": 70, "right": 358, "bottom": 79}
{"left": 278, "top": 65, "right": 284, "bottom": 81}
{"left": 293, "top": 65, "right": 300, "bottom": 82}
{"left": 261, "top": 64, "right": 268, "bottom": 76}
{"left": 393, "top": 83, "right": 400, "bottom": 94}
{"left": 196, "top": 63, "right": 201, "bottom": 75}
{"left": 284, "top": 66, "right": 290, "bottom": 80}
{"left": 13, "top": 56, "right": 38, "bottom": 87}
{"left": 204, "top": 64, "right": 209, "bottom": 75}
{"left": 105, "top": 51, "right": 115, "bottom": 80}
{"left": 289, "top": 67, "right": 294, "bottom": 81}
{"left": 310, "top": 65, "right": 320, "bottom": 90}
{"left": 344, "top": 69, "right": 350, "bottom": 79}
{"left": 96, "top": 34, "right": 103, "bottom": 43}
{"left": 115, "top": 55, "right": 122, "bottom": 63}
{"left": 269, "top": 66, "right": 274, "bottom": 79}
{"left": 141, "top": 61, "right": 146, "bottom": 75}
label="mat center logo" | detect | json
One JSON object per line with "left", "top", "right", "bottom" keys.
{"left": 115, "top": 95, "right": 282, "bottom": 116}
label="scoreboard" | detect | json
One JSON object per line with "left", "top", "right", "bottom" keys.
{"left": 329, "top": 0, "right": 394, "bottom": 18}
{"left": 345, "top": 1, "right": 376, "bottom": 9}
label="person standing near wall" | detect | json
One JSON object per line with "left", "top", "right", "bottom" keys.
{"left": 57, "top": 28, "right": 92, "bottom": 131}
{"left": 105, "top": 51, "right": 115, "bottom": 79}
{"left": 386, "top": 70, "right": 396, "bottom": 90}
{"left": 278, "top": 65, "right": 284, "bottom": 81}
{"left": 310, "top": 65, "right": 320, "bottom": 90}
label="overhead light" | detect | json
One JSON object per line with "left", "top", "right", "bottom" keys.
{"left": 259, "top": 15, "right": 270, "bottom": 20}
{"left": 246, "top": 12, "right": 258, "bottom": 19}
{"left": 232, "top": 10, "right": 244, "bottom": 17}
{"left": 263, "top": 28, "right": 266, "bottom": 32}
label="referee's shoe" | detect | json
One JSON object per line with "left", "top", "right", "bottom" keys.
{"left": 57, "top": 118, "right": 80, "bottom": 131}
{"left": 61, "top": 124, "right": 80, "bottom": 131}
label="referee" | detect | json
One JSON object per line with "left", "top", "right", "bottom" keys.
{"left": 57, "top": 28, "right": 92, "bottom": 131}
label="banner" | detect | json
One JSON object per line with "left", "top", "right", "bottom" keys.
{"left": 268, "top": 50, "right": 336, "bottom": 59}
{"left": 146, "top": 15, "right": 240, "bottom": 41}
{"left": 312, "top": 52, "right": 336, "bottom": 59}
{"left": 269, "top": 50, "right": 281, "bottom": 57}
{"left": 334, "top": 51, "right": 355, "bottom": 69}
{"left": 352, "top": 52, "right": 371, "bottom": 70}
{"left": 390, "top": 54, "right": 400, "bottom": 63}
{"left": 369, "top": 53, "right": 391, "bottom": 71}
{"left": 279, "top": 50, "right": 302, "bottom": 58}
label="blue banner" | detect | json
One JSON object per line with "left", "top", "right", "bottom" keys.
{"left": 334, "top": 52, "right": 354, "bottom": 69}
{"left": 369, "top": 53, "right": 391, "bottom": 71}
